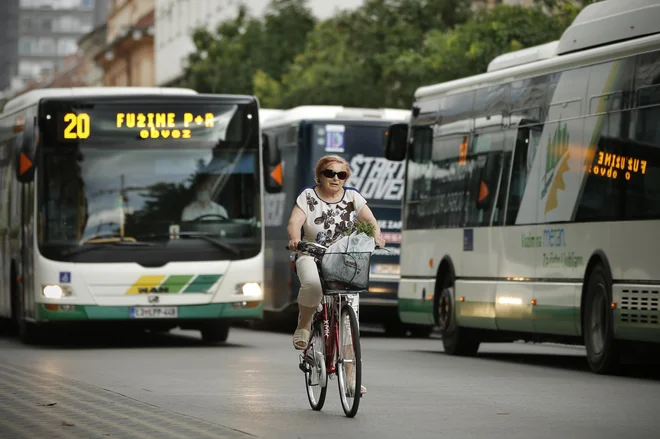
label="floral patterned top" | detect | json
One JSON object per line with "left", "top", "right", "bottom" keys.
{"left": 295, "top": 186, "right": 367, "bottom": 247}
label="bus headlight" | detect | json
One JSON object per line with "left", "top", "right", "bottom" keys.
{"left": 236, "top": 282, "right": 262, "bottom": 298}
{"left": 42, "top": 285, "right": 72, "bottom": 299}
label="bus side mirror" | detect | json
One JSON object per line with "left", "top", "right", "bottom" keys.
{"left": 14, "top": 114, "right": 38, "bottom": 183}
{"left": 263, "top": 133, "right": 282, "bottom": 194}
{"left": 384, "top": 123, "right": 408, "bottom": 162}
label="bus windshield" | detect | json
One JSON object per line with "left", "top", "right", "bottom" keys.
{"left": 37, "top": 100, "right": 261, "bottom": 263}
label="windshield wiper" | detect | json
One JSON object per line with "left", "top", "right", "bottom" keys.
{"left": 60, "top": 240, "right": 156, "bottom": 257}
{"left": 137, "top": 232, "right": 242, "bottom": 256}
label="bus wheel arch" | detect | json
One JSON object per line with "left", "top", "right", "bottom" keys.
{"left": 580, "top": 251, "right": 619, "bottom": 374}
{"left": 433, "top": 257, "right": 479, "bottom": 357}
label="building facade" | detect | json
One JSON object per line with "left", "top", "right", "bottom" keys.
{"left": 0, "top": 0, "right": 20, "bottom": 93}
{"left": 1, "top": 0, "right": 110, "bottom": 101}
{"left": 78, "top": 24, "right": 108, "bottom": 87}
{"left": 96, "top": 0, "right": 155, "bottom": 87}
{"left": 15, "top": 0, "right": 108, "bottom": 87}
{"left": 154, "top": 0, "right": 367, "bottom": 86}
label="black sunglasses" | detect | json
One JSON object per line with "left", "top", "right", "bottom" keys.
{"left": 321, "top": 169, "right": 348, "bottom": 180}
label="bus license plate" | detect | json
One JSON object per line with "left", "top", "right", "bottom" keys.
{"left": 130, "top": 307, "right": 178, "bottom": 319}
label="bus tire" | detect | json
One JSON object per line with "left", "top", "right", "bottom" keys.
{"left": 201, "top": 321, "right": 230, "bottom": 344}
{"left": 583, "top": 265, "right": 620, "bottom": 374}
{"left": 436, "top": 276, "right": 479, "bottom": 357}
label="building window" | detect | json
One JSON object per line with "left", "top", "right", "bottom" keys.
{"left": 19, "top": 37, "right": 36, "bottom": 55}
{"left": 39, "top": 38, "right": 56, "bottom": 54}
{"left": 80, "top": 16, "right": 93, "bottom": 32}
{"left": 57, "top": 38, "right": 78, "bottom": 56}
{"left": 21, "top": 17, "right": 32, "bottom": 31}
{"left": 42, "top": 18, "right": 53, "bottom": 31}
{"left": 81, "top": 0, "right": 93, "bottom": 8}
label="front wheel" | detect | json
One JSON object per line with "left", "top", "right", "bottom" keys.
{"left": 583, "top": 265, "right": 620, "bottom": 374}
{"left": 337, "top": 304, "right": 361, "bottom": 418}
{"left": 200, "top": 321, "right": 230, "bottom": 344}
{"left": 304, "top": 320, "right": 327, "bottom": 411}
{"left": 436, "top": 278, "right": 479, "bottom": 357}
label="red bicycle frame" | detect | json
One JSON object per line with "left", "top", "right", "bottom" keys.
{"left": 303, "top": 293, "right": 348, "bottom": 376}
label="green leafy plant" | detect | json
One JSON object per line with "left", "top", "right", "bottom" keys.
{"left": 345, "top": 220, "right": 375, "bottom": 237}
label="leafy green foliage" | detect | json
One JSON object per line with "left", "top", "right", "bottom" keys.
{"left": 345, "top": 220, "right": 376, "bottom": 238}
{"left": 183, "top": 0, "right": 315, "bottom": 95}
{"left": 183, "top": 0, "right": 597, "bottom": 109}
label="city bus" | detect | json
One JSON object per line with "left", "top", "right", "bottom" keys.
{"left": 0, "top": 87, "right": 281, "bottom": 344}
{"left": 260, "top": 106, "right": 431, "bottom": 336}
{"left": 385, "top": 0, "right": 660, "bottom": 373}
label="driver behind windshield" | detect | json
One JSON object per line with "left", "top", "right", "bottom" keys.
{"left": 181, "top": 176, "right": 229, "bottom": 221}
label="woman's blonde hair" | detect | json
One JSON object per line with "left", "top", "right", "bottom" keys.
{"left": 314, "top": 155, "right": 351, "bottom": 183}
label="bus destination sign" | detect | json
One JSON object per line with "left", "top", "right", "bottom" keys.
{"left": 60, "top": 111, "right": 217, "bottom": 141}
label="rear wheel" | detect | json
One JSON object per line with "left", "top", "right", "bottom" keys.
{"left": 583, "top": 265, "right": 620, "bottom": 374}
{"left": 337, "top": 303, "right": 361, "bottom": 418}
{"left": 200, "top": 321, "right": 230, "bottom": 344}
{"left": 436, "top": 276, "right": 479, "bottom": 356}
{"left": 304, "top": 320, "right": 327, "bottom": 411}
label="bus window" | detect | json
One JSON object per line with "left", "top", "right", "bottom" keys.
{"left": 465, "top": 131, "right": 505, "bottom": 227}
{"left": 623, "top": 51, "right": 660, "bottom": 220}
{"left": 505, "top": 125, "right": 541, "bottom": 225}
{"left": 405, "top": 125, "right": 467, "bottom": 229}
{"left": 508, "top": 75, "right": 547, "bottom": 124}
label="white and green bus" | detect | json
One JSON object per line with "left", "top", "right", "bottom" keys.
{"left": 385, "top": 0, "right": 660, "bottom": 374}
{"left": 0, "top": 87, "right": 281, "bottom": 344}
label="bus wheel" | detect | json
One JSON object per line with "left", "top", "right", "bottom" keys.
{"left": 201, "top": 321, "right": 230, "bottom": 344}
{"left": 583, "top": 265, "right": 620, "bottom": 374}
{"left": 436, "top": 277, "right": 479, "bottom": 357}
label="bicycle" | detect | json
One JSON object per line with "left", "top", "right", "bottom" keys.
{"left": 287, "top": 239, "right": 384, "bottom": 418}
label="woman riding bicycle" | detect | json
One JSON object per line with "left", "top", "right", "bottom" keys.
{"left": 287, "top": 155, "right": 386, "bottom": 396}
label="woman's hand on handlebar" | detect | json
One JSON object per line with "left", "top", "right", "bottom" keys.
{"left": 287, "top": 239, "right": 300, "bottom": 251}
{"left": 375, "top": 236, "right": 386, "bottom": 249}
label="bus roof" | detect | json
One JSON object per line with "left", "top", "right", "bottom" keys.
{"left": 415, "top": 0, "right": 660, "bottom": 101}
{"left": 261, "top": 105, "right": 410, "bottom": 129}
{"left": 2, "top": 86, "right": 198, "bottom": 115}
{"left": 259, "top": 108, "right": 286, "bottom": 123}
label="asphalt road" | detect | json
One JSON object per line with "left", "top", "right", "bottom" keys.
{"left": 1, "top": 325, "right": 659, "bottom": 439}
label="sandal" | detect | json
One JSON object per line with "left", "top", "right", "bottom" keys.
{"left": 347, "top": 378, "right": 367, "bottom": 396}
{"left": 293, "top": 328, "right": 310, "bottom": 350}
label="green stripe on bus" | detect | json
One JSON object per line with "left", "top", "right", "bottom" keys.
{"left": 398, "top": 298, "right": 435, "bottom": 325}
{"left": 160, "top": 275, "right": 195, "bottom": 293}
{"left": 183, "top": 274, "right": 222, "bottom": 293}
{"left": 36, "top": 302, "right": 264, "bottom": 321}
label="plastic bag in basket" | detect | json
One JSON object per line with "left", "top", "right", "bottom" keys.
{"left": 321, "top": 232, "right": 376, "bottom": 289}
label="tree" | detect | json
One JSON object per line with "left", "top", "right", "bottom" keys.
{"left": 258, "top": 0, "right": 472, "bottom": 108}
{"left": 183, "top": 0, "right": 316, "bottom": 96}
{"left": 383, "top": 3, "right": 582, "bottom": 106}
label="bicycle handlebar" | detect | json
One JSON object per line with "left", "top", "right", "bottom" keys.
{"left": 286, "top": 242, "right": 383, "bottom": 251}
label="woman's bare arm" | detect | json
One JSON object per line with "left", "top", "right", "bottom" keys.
{"left": 357, "top": 205, "right": 385, "bottom": 247}
{"left": 287, "top": 205, "right": 306, "bottom": 250}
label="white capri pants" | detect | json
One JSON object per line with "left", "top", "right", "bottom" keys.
{"left": 295, "top": 255, "right": 359, "bottom": 320}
